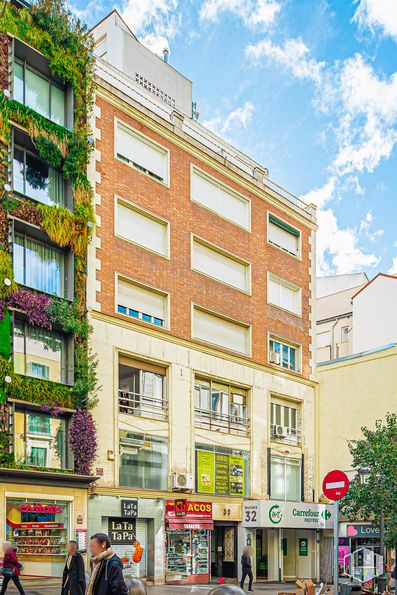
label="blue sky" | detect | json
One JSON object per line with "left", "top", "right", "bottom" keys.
{"left": 71, "top": 0, "right": 397, "bottom": 277}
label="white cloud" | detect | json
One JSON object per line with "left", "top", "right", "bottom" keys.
{"left": 245, "top": 38, "right": 325, "bottom": 84}
{"left": 388, "top": 256, "right": 397, "bottom": 274}
{"left": 301, "top": 176, "right": 338, "bottom": 208}
{"left": 353, "top": 0, "right": 397, "bottom": 42}
{"left": 121, "top": 0, "right": 180, "bottom": 55}
{"left": 359, "top": 210, "right": 384, "bottom": 242}
{"left": 200, "top": 0, "right": 281, "bottom": 29}
{"left": 203, "top": 101, "right": 255, "bottom": 139}
{"left": 140, "top": 34, "right": 170, "bottom": 55}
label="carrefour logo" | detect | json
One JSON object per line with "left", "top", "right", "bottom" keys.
{"left": 321, "top": 510, "right": 331, "bottom": 520}
{"left": 269, "top": 504, "right": 282, "bottom": 524}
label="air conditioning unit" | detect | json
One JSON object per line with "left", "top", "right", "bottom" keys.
{"left": 273, "top": 424, "right": 289, "bottom": 438}
{"left": 269, "top": 351, "right": 281, "bottom": 365}
{"left": 172, "top": 473, "right": 194, "bottom": 491}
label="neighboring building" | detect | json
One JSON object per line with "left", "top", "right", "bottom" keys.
{"left": 87, "top": 10, "right": 319, "bottom": 585}
{"left": 316, "top": 273, "right": 368, "bottom": 363}
{"left": 0, "top": 0, "right": 96, "bottom": 577}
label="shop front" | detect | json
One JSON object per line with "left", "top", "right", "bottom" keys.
{"left": 211, "top": 503, "right": 242, "bottom": 580}
{"left": 165, "top": 499, "right": 213, "bottom": 584}
{"left": 242, "top": 500, "right": 334, "bottom": 581}
{"left": 338, "top": 522, "right": 382, "bottom": 576}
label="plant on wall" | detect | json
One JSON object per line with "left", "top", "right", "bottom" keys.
{"left": 0, "top": 0, "right": 98, "bottom": 474}
{"left": 68, "top": 407, "right": 97, "bottom": 476}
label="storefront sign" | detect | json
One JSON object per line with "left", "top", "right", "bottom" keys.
{"left": 121, "top": 500, "right": 138, "bottom": 518}
{"left": 346, "top": 524, "right": 380, "bottom": 537}
{"left": 18, "top": 503, "right": 63, "bottom": 514}
{"left": 242, "top": 500, "right": 334, "bottom": 529}
{"left": 196, "top": 450, "right": 245, "bottom": 496}
{"left": 166, "top": 500, "right": 212, "bottom": 518}
{"left": 175, "top": 499, "right": 187, "bottom": 516}
{"left": 299, "top": 537, "right": 308, "bottom": 556}
{"left": 76, "top": 529, "right": 88, "bottom": 552}
{"left": 212, "top": 502, "right": 242, "bottom": 521}
{"left": 108, "top": 517, "right": 136, "bottom": 545}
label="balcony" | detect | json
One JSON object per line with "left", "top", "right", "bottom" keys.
{"left": 195, "top": 406, "right": 249, "bottom": 435}
{"left": 118, "top": 389, "right": 167, "bottom": 421}
{"left": 270, "top": 424, "right": 302, "bottom": 446}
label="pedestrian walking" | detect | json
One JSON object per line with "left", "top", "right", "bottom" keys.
{"left": 240, "top": 546, "right": 254, "bottom": 592}
{"left": 62, "top": 540, "right": 86, "bottom": 595}
{"left": 0, "top": 542, "right": 26, "bottom": 595}
{"left": 86, "top": 533, "right": 127, "bottom": 595}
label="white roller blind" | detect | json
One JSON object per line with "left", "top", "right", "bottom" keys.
{"left": 116, "top": 123, "right": 168, "bottom": 182}
{"left": 191, "top": 168, "right": 250, "bottom": 229}
{"left": 118, "top": 278, "right": 166, "bottom": 320}
{"left": 268, "top": 220, "right": 299, "bottom": 255}
{"left": 193, "top": 307, "right": 250, "bottom": 354}
{"left": 116, "top": 201, "right": 168, "bottom": 256}
{"left": 268, "top": 275, "right": 301, "bottom": 315}
{"left": 192, "top": 239, "right": 249, "bottom": 291}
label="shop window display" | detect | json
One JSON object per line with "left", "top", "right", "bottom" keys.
{"left": 166, "top": 529, "right": 210, "bottom": 582}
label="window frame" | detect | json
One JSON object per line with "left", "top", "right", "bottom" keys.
{"left": 118, "top": 355, "right": 168, "bottom": 420}
{"left": 270, "top": 454, "right": 302, "bottom": 502}
{"left": 194, "top": 376, "right": 249, "bottom": 434}
{"left": 267, "top": 211, "right": 302, "bottom": 260}
{"left": 268, "top": 334, "right": 301, "bottom": 373}
{"left": 118, "top": 431, "right": 169, "bottom": 490}
{"left": 114, "top": 118, "right": 170, "bottom": 187}
{"left": 267, "top": 272, "right": 302, "bottom": 317}
{"left": 192, "top": 303, "right": 252, "bottom": 356}
{"left": 115, "top": 273, "right": 170, "bottom": 330}
{"left": 270, "top": 398, "right": 301, "bottom": 445}
{"left": 341, "top": 325, "right": 349, "bottom": 343}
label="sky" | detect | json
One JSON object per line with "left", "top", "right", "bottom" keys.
{"left": 71, "top": 0, "right": 397, "bottom": 278}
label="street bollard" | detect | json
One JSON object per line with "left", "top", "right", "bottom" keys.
{"left": 208, "top": 586, "right": 246, "bottom": 595}
{"left": 125, "top": 576, "right": 147, "bottom": 595}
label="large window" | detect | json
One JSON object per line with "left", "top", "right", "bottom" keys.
{"left": 119, "top": 431, "right": 168, "bottom": 490}
{"left": 193, "top": 306, "right": 251, "bottom": 355}
{"left": 269, "top": 336, "right": 300, "bottom": 372}
{"left": 115, "top": 121, "right": 169, "bottom": 184}
{"left": 115, "top": 198, "right": 169, "bottom": 257}
{"left": 268, "top": 214, "right": 300, "bottom": 257}
{"left": 117, "top": 277, "right": 168, "bottom": 328}
{"left": 191, "top": 167, "right": 250, "bottom": 230}
{"left": 192, "top": 236, "right": 250, "bottom": 292}
{"left": 13, "top": 321, "right": 69, "bottom": 384}
{"left": 13, "top": 233, "right": 66, "bottom": 298}
{"left": 195, "top": 445, "right": 250, "bottom": 497}
{"left": 13, "top": 144, "right": 65, "bottom": 207}
{"left": 14, "top": 60, "right": 66, "bottom": 127}
{"left": 268, "top": 274, "right": 301, "bottom": 316}
{"left": 270, "top": 401, "right": 300, "bottom": 445}
{"left": 270, "top": 455, "right": 301, "bottom": 501}
{"left": 194, "top": 378, "right": 248, "bottom": 434}
{"left": 118, "top": 357, "right": 167, "bottom": 420}
{"left": 13, "top": 410, "right": 68, "bottom": 469}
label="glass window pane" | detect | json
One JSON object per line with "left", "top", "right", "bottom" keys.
{"left": 119, "top": 434, "right": 168, "bottom": 490}
{"left": 13, "top": 235, "right": 25, "bottom": 285}
{"left": 13, "top": 321, "right": 25, "bottom": 376}
{"left": 270, "top": 458, "right": 285, "bottom": 500}
{"left": 24, "top": 237, "right": 64, "bottom": 297}
{"left": 25, "top": 325, "right": 63, "bottom": 383}
{"left": 25, "top": 151, "right": 49, "bottom": 202}
{"left": 13, "top": 61, "right": 24, "bottom": 103}
{"left": 48, "top": 168, "right": 65, "bottom": 206}
{"left": 28, "top": 446, "right": 47, "bottom": 466}
{"left": 25, "top": 68, "right": 49, "bottom": 118}
{"left": 290, "top": 347, "right": 296, "bottom": 370}
{"left": 286, "top": 460, "right": 301, "bottom": 501}
{"left": 50, "top": 84, "right": 65, "bottom": 126}
{"left": 290, "top": 408, "right": 297, "bottom": 430}
{"left": 282, "top": 344, "right": 290, "bottom": 368}
{"left": 13, "top": 147, "right": 25, "bottom": 195}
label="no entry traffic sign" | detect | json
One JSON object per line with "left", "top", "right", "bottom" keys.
{"left": 323, "top": 469, "right": 349, "bottom": 501}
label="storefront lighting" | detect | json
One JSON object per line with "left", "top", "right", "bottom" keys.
{"left": 4, "top": 375, "right": 12, "bottom": 384}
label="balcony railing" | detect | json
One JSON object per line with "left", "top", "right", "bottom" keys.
{"left": 118, "top": 390, "right": 168, "bottom": 421}
{"left": 270, "top": 425, "right": 302, "bottom": 446}
{"left": 195, "top": 407, "right": 249, "bottom": 435}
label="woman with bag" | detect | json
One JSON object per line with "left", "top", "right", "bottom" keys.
{"left": 0, "top": 542, "right": 26, "bottom": 595}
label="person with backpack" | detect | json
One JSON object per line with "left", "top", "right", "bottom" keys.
{"left": 86, "top": 533, "right": 127, "bottom": 595}
{"left": 0, "top": 542, "right": 26, "bottom": 595}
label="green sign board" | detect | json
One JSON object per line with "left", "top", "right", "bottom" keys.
{"left": 196, "top": 450, "right": 215, "bottom": 493}
{"left": 196, "top": 450, "right": 245, "bottom": 496}
{"left": 299, "top": 537, "right": 308, "bottom": 557}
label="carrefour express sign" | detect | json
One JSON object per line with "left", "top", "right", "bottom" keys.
{"left": 243, "top": 500, "right": 334, "bottom": 529}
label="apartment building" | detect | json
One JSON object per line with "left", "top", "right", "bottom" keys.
{"left": 86, "top": 11, "right": 321, "bottom": 585}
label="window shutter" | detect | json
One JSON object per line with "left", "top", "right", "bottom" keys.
{"left": 192, "top": 239, "right": 249, "bottom": 291}
{"left": 193, "top": 307, "right": 250, "bottom": 354}
{"left": 116, "top": 201, "right": 168, "bottom": 256}
{"left": 116, "top": 124, "right": 166, "bottom": 181}
{"left": 118, "top": 278, "right": 166, "bottom": 320}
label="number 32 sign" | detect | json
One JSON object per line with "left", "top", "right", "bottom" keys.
{"left": 243, "top": 503, "right": 259, "bottom": 527}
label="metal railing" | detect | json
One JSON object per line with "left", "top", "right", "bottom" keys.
{"left": 270, "top": 426, "right": 302, "bottom": 446}
{"left": 195, "top": 407, "right": 249, "bottom": 434}
{"left": 118, "top": 390, "right": 168, "bottom": 421}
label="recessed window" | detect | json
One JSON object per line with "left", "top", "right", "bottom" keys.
{"left": 191, "top": 167, "right": 250, "bottom": 230}
{"left": 269, "top": 336, "right": 300, "bottom": 372}
{"left": 341, "top": 326, "right": 349, "bottom": 342}
{"left": 14, "top": 59, "right": 66, "bottom": 127}
{"left": 268, "top": 214, "right": 300, "bottom": 257}
{"left": 192, "top": 237, "right": 250, "bottom": 292}
{"left": 268, "top": 273, "right": 301, "bottom": 316}
{"left": 117, "top": 276, "right": 168, "bottom": 328}
{"left": 115, "top": 121, "right": 169, "bottom": 184}
{"left": 115, "top": 198, "right": 169, "bottom": 257}
{"left": 119, "top": 431, "right": 168, "bottom": 490}
{"left": 270, "top": 455, "right": 301, "bottom": 501}
{"left": 193, "top": 306, "right": 251, "bottom": 355}
{"left": 118, "top": 357, "right": 167, "bottom": 420}
{"left": 271, "top": 401, "right": 300, "bottom": 445}
{"left": 195, "top": 378, "right": 248, "bottom": 434}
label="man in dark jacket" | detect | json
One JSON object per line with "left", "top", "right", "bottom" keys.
{"left": 62, "top": 540, "right": 86, "bottom": 595}
{"left": 240, "top": 546, "right": 254, "bottom": 592}
{"left": 86, "top": 533, "right": 127, "bottom": 595}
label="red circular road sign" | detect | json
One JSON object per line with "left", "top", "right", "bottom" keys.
{"left": 322, "top": 469, "right": 350, "bottom": 500}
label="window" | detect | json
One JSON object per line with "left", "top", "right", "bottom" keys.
{"left": 13, "top": 410, "right": 68, "bottom": 469}
{"left": 119, "top": 431, "right": 168, "bottom": 490}
{"left": 270, "top": 455, "right": 301, "bottom": 501}
{"left": 13, "top": 321, "right": 69, "bottom": 384}
{"left": 115, "top": 198, "right": 169, "bottom": 257}
{"left": 117, "top": 277, "right": 167, "bottom": 327}
{"left": 115, "top": 121, "right": 169, "bottom": 184}
{"left": 195, "top": 445, "right": 250, "bottom": 497}
{"left": 14, "top": 60, "right": 66, "bottom": 127}
{"left": 268, "top": 214, "right": 300, "bottom": 257}
{"left": 118, "top": 357, "right": 167, "bottom": 420}
{"left": 341, "top": 326, "right": 349, "bottom": 342}
{"left": 193, "top": 307, "right": 250, "bottom": 355}
{"left": 14, "top": 233, "right": 66, "bottom": 298}
{"left": 192, "top": 237, "right": 250, "bottom": 292}
{"left": 13, "top": 144, "right": 65, "bottom": 206}
{"left": 271, "top": 402, "right": 300, "bottom": 444}
{"left": 317, "top": 330, "right": 331, "bottom": 349}
{"left": 194, "top": 378, "right": 248, "bottom": 434}
{"left": 268, "top": 274, "right": 301, "bottom": 315}
{"left": 269, "top": 337, "right": 299, "bottom": 372}
{"left": 191, "top": 167, "right": 250, "bottom": 230}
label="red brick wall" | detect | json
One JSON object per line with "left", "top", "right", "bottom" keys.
{"left": 95, "top": 96, "right": 313, "bottom": 378}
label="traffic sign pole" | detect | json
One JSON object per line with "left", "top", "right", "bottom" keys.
{"left": 334, "top": 499, "right": 339, "bottom": 595}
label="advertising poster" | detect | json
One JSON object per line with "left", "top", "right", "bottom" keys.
{"left": 215, "top": 454, "right": 229, "bottom": 495}
{"left": 197, "top": 450, "right": 215, "bottom": 493}
{"left": 229, "top": 455, "right": 244, "bottom": 495}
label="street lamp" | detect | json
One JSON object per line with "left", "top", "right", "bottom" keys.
{"left": 358, "top": 466, "right": 371, "bottom": 484}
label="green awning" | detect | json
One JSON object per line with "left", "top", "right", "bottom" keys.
{"left": 269, "top": 214, "right": 300, "bottom": 237}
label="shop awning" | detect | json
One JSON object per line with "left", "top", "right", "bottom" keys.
{"left": 167, "top": 518, "right": 214, "bottom": 531}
